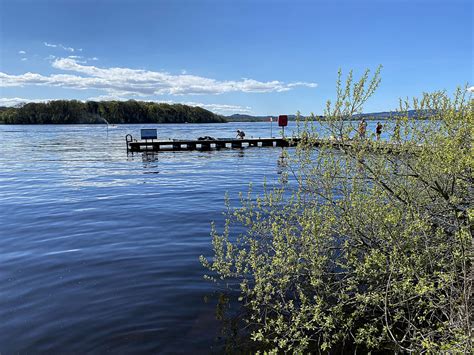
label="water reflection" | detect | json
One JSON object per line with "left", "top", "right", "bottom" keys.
{"left": 141, "top": 153, "right": 160, "bottom": 174}
{"left": 276, "top": 149, "right": 288, "bottom": 172}
{"left": 142, "top": 152, "right": 159, "bottom": 163}
{"left": 276, "top": 149, "right": 289, "bottom": 186}
{"left": 206, "top": 290, "right": 263, "bottom": 354}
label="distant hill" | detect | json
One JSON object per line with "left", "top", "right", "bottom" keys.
{"left": 226, "top": 114, "right": 324, "bottom": 122}
{"left": 225, "top": 114, "right": 275, "bottom": 122}
{"left": 226, "top": 110, "right": 428, "bottom": 122}
{"left": 355, "top": 109, "right": 434, "bottom": 119}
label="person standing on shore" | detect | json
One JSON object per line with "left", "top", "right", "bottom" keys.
{"left": 358, "top": 119, "right": 367, "bottom": 139}
{"left": 376, "top": 122, "right": 383, "bottom": 141}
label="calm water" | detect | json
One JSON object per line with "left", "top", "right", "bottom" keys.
{"left": 0, "top": 122, "right": 298, "bottom": 353}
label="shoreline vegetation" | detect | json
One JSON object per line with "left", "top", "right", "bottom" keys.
{"left": 0, "top": 100, "right": 226, "bottom": 125}
{"left": 0, "top": 100, "right": 430, "bottom": 125}
{"left": 202, "top": 68, "right": 473, "bottom": 353}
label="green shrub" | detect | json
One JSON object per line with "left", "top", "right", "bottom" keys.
{"left": 202, "top": 68, "right": 472, "bottom": 353}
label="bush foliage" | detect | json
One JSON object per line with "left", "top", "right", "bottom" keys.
{"left": 0, "top": 100, "right": 226, "bottom": 124}
{"left": 202, "top": 68, "right": 472, "bottom": 353}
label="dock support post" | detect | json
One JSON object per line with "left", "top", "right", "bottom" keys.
{"left": 125, "top": 134, "right": 133, "bottom": 154}
{"left": 200, "top": 143, "right": 211, "bottom": 150}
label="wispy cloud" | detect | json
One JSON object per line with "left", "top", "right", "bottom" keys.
{"left": 18, "top": 50, "right": 26, "bottom": 54}
{"left": 468, "top": 86, "right": 474, "bottom": 93}
{"left": 183, "top": 102, "right": 252, "bottom": 114}
{"left": 0, "top": 57, "right": 318, "bottom": 98}
{"left": 44, "top": 42, "right": 82, "bottom": 52}
{"left": 66, "top": 55, "right": 88, "bottom": 63}
{"left": 20, "top": 58, "right": 28, "bottom": 61}
{"left": 85, "top": 94, "right": 131, "bottom": 101}
{"left": 0, "top": 97, "right": 52, "bottom": 106}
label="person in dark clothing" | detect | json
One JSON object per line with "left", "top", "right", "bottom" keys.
{"left": 236, "top": 130, "right": 246, "bottom": 139}
{"left": 376, "top": 122, "right": 383, "bottom": 141}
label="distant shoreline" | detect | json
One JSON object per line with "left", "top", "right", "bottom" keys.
{"left": 0, "top": 99, "right": 429, "bottom": 125}
{"left": 0, "top": 100, "right": 226, "bottom": 125}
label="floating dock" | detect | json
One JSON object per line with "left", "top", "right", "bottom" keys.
{"left": 126, "top": 135, "right": 301, "bottom": 152}
{"left": 125, "top": 129, "right": 410, "bottom": 153}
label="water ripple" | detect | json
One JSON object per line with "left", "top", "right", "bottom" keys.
{"left": 0, "top": 123, "right": 295, "bottom": 353}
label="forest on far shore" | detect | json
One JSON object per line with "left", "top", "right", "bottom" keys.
{"left": 0, "top": 100, "right": 227, "bottom": 124}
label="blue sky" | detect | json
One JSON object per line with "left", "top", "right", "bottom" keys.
{"left": 0, "top": 0, "right": 472, "bottom": 115}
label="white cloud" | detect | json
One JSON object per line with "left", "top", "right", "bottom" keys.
{"left": 86, "top": 94, "right": 129, "bottom": 101}
{"left": 43, "top": 42, "right": 79, "bottom": 52}
{"left": 287, "top": 81, "right": 318, "bottom": 88}
{"left": 467, "top": 86, "right": 474, "bottom": 93}
{"left": 183, "top": 102, "right": 252, "bottom": 114}
{"left": 18, "top": 50, "right": 26, "bottom": 54}
{"left": 0, "top": 57, "right": 318, "bottom": 98}
{"left": 20, "top": 58, "right": 28, "bottom": 61}
{"left": 0, "top": 97, "right": 53, "bottom": 106}
{"left": 67, "top": 55, "right": 87, "bottom": 63}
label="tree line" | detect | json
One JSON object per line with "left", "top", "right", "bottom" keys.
{"left": 0, "top": 100, "right": 226, "bottom": 124}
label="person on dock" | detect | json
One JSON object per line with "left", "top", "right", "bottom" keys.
{"left": 236, "top": 130, "right": 246, "bottom": 139}
{"left": 376, "top": 122, "right": 383, "bottom": 141}
{"left": 358, "top": 119, "right": 367, "bottom": 139}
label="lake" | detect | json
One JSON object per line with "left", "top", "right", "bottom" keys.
{"left": 0, "top": 119, "right": 391, "bottom": 353}
{"left": 0, "top": 122, "right": 300, "bottom": 353}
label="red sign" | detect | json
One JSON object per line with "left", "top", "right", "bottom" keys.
{"left": 278, "top": 115, "right": 288, "bottom": 127}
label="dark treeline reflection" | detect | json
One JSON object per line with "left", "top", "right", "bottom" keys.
{"left": 0, "top": 100, "right": 226, "bottom": 124}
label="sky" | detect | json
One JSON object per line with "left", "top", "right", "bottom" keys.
{"left": 0, "top": 0, "right": 472, "bottom": 115}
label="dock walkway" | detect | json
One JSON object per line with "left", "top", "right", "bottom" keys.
{"left": 125, "top": 135, "right": 410, "bottom": 154}
{"left": 126, "top": 136, "right": 302, "bottom": 152}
